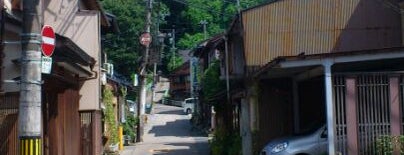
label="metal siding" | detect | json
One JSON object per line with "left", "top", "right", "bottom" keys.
{"left": 242, "top": 0, "right": 401, "bottom": 69}
{"left": 0, "top": 93, "right": 19, "bottom": 155}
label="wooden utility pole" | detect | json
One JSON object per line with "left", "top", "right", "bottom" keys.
{"left": 138, "top": 0, "right": 153, "bottom": 142}
{"left": 19, "top": 0, "right": 42, "bottom": 154}
{"left": 200, "top": 20, "right": 208, "bottom": 40}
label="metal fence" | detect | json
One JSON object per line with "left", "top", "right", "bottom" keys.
{"left": 334, "top": 74, "right": 397, "bottom": 154}
{"left": 334, "top": 76, "right": 347, "bottom": 155}
{"left": 80, "top": 112, "right": 93, "bottom": 155}
{"left": 0, "top": 93, "right": 19, "bottom": 155}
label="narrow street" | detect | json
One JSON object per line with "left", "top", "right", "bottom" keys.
{"left": 121, "top": 104, "right": 210, "bottom": 155}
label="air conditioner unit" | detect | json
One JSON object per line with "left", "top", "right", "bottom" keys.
{"left": 103, "top": 63, "right": 114, "bottom": 76}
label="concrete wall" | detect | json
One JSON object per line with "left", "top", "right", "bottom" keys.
{"left": 2, "top": 23, "right": 21, "bottom": 92}
{"left": 73, "top": 13, "right": 101, "bottom": 111}
{"left": 44, "top": 0, "right": 101, "bottom": 110}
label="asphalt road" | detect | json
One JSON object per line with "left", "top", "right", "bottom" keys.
{"left": 121, "top": 104, "right": 210, "bottom": 155}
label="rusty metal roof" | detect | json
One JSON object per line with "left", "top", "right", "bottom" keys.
{"left": 240, "top": 0, "right": 402, "bottom": 71}
{"left": 193, "top": 34, "right": 225, "bottom": 59}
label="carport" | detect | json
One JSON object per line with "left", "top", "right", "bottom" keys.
{"left": 255, "top": 47, "right": 404, "bottom": 155}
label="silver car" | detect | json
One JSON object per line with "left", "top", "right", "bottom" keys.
{"left": 261, "top": 125, "right": 327, "bottom": 155}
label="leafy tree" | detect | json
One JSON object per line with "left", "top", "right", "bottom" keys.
{"left": 171, "top": 0, "right": 267, "bottom": 49}
{"left": 100, "top": 0, "right": 146, "bottom": 77}
{"left": 177, "top": 33, "right": 204, "bottom": 49}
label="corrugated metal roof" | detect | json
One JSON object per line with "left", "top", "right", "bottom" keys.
{"left": 241, "top": 0, "right": 402, "bottom": 70}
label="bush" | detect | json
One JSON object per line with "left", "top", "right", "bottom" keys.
{"left": 376, "top": 135, "right": 404, "bottom": 154}
{"left": 123, "top": 115, "right": 138, "bottom": 142}
{"left": 210, "top": 128, "right": 241, "bottom": 155}
{"left": 103, "top": 87, "right": 119, "bottom": 145}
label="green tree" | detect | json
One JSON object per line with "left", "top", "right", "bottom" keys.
{"left": 173, "top": 0, "right": 267, "bottom": 49}
{"left": 101, "top": 0, "right": 146, "bottom": 77}
{"left": 167, "top": 50, "right": 184, "bottom": 72}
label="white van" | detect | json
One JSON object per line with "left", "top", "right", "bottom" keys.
{"left": 182, "top": 98, "right": 197, "bottom": 114}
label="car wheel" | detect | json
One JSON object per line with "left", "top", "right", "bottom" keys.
{"left": 186, "top": 109, "right": 192, "bottom": 114}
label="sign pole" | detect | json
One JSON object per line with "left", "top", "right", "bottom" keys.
{"left": 19, "top": 0, "right": 42, "bottom": 154}
{"left": 137, "top": 0, "right": 153, "bottom": 143}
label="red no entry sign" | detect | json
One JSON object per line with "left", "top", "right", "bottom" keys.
{"left": 41, "top": 25, "right": 55, "bottom": 57}
{"left": 140, "top": 32, "right": 152, "bottom": 47}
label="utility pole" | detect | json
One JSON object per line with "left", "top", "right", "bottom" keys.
{"left": 19, "top": 0, "right": 42, "bottom": 154}
{"left": 236, "top": 0, "right": 241, "bottom": 13}
{"left": 200, "top": 20, "right": 208, "bottom": 40}
{"left": 138, "top": 0, "right": 153, "bottom": 142}
{"left": 170, "top": 28, "right": 176, "bottom": 68}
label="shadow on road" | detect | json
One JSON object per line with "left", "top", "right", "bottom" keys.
{"left": 152, "top": 142, "right": 210, "bottom": 155}
{"left": 148, "top": 119, "right": 192, "bottom": 137}
{"left": 155, "top": 109, "right": 185, "bottom": 115}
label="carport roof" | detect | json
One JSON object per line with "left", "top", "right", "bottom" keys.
{"left": 255, "top": 47, "right": 404, "bottom": 78}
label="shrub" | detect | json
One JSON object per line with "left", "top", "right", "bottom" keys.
{"left": 210, "top": 127, "right": 241, "bottom": 155}
{"left": 123, "top": 115, "right": 138, "bottom": 142}
{"left": 103, "top": 87, "right": 119, "bottom": 145}
{"left": 376, "top": 135, "right": 404, "bottom": 154}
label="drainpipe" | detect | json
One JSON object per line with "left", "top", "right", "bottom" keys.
{"left": 323, "top": 59, "right": 336, "bottom": 155}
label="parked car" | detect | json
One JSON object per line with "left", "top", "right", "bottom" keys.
{"left": 182, "top": 98, "right": 197, "bottom": 114}
{"left": 261, "top": 125, "right": 327, "bottom": 155}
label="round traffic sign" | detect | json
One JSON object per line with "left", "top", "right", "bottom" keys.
{"left": 140, "top": 32, "right": 152, "bottom": 47}
{"left": 41, "top": 25, "right": 55, "bottom": 57}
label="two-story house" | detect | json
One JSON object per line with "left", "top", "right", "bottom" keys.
{"left": 216, "top": 0, "right": 404, "bottom": 154}
{"left": 0, "top": 0, "right": 111, "bottom": 154}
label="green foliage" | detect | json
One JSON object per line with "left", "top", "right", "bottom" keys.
{"left": 202, "top": 60, "right": 224, "bottom": 101}
{"left": 177, "top": 33, "right": 204, "bottom": 49}
{"left": 376, "top": 135, "right": 404, "bottom": 154}
{"left": 103, "top": 87, "right": 119, "bottom": 145}
{"left": 120, "top": 86, "right": 127, "bottom": 97}
{"left": 123, "top": 115, "right": 138, "bottom": 142}
{"left": 101, "top": 0, "right": 169, "bottom": 78}
{"left": 210, "top": 127, "right": 241, "bottom": 155}
{"left": 167, "top": 51, "right": 184, "bottom": 72}
{"left": 171, "top": 0, "right": 267, "bottom": 49}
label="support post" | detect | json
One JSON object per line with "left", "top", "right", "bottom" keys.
{"left": 389, "top": 76, "right": 401, "bottom": 155}
{"left": 345, "top": 76, "right": 359, "bottom": 155}
{"left": 247, "top": 81, "right": 259, "bottom": 153}
{"left": 323, "top": 60, "right": 336, "bottom": 155}
{"left": 292, "top": 79, "right": 300, "bottom": 133}
{"left": 19, "top": 0, "right": 42, "bottom": 154}
{"left": 241, "top": 99, "right": 252, "bottom": 155}
{"left": 200, "top": 20, "right": 208, "bottom": 40}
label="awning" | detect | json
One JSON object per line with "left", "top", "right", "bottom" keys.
{"left": 54, "top": 34, "right": 96, "bottom": 68}
{"left": 254, "top": 47, "right": 404, "bottom": 78}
